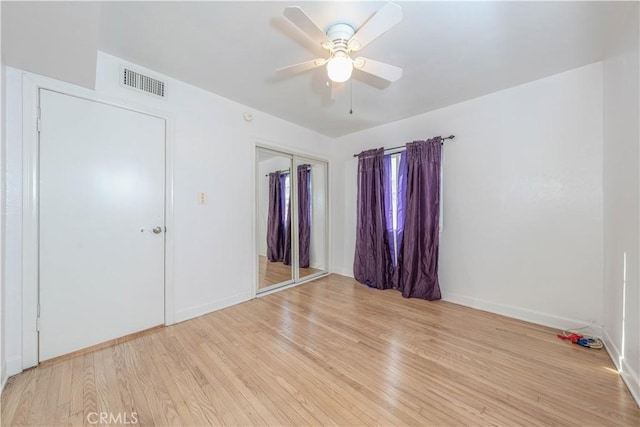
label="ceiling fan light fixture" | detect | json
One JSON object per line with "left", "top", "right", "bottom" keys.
{"left": 327, "top": 53, "right": 353, "bottom": 83}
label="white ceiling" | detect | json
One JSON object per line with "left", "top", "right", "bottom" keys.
{"left": 2, "top": 1, "right": 635, "bottom": 137}
{"left": 1, "top": 1, "right": 101, "bottom": 88}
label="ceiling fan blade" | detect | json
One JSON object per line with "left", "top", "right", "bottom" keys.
{"left": 353, "top": 57, "right": 403, "bottom": 82}
{"left": 348, "top": 2, "right": 403, "bottom": 52}
{"left": 284, "top": 7, "right": 332, "bottom": 49}
{"left": 277, "top": 58, "right": 326, "bottom": 77}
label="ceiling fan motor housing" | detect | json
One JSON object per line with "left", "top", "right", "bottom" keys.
{"left": 326, "top": 23, "right": 356, "bottom": 53}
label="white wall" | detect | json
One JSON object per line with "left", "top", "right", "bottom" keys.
{"left": 4, "top": 67, "right": 22, "bottom": 378}
{"left": 3, "top": 51, "right": 333, "bottom": 376}
{"left": 332, "top": 63, "right": 604, "bottom": 332}
{"left": 309, "top": 163, "right": 327, "bottom": 270}
{"left": 602, "top": 7, "right": 640, "bottom": 404}
{"left": 1, "top": 61, "right": 6, "bottom": 391}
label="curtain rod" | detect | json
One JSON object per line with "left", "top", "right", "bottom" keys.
{"left": 266, "top": 168, "right": 290, "bottom": 177}
{"left": 265, "top": 165, "right": 311, "bottom": 177}
{"left": 352, "top": 135, "right": 455, "bottom": 157}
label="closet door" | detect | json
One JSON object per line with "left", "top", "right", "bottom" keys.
{"left": 256, "top": 148, "right": 293, "bottom": 291}
{"left": 256, "top": 147, "right": 329, "bottom": 294}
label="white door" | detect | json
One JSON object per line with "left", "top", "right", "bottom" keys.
{"left": 39, "top": 89, "right": 165, "bottom": 361}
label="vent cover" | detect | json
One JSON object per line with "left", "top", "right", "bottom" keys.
{"left": 121, "top": 68, "right": 166, "bottom": 98}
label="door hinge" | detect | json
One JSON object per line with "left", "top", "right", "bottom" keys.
{"left": 36, "top": 118, "right": 41, "bottom": 133}
{"left": 36, "top": 317, "right": 40, "bottom": 332}
{"left": 36, "top": 106, "right": 42, "bottom": 133}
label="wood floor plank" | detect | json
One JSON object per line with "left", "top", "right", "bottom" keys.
{"left": 146, "top": 333, "right": 197, "bottom": 427}
{"left": 52, "top": 402, "right": 69, "bottom": 427}
{"left": 2, "top": 274, "right": 639, "bottom": 426}
{"left": 1, "top": 368, "right": 37, "bottom": 426}
{"left": 25, "top": 364, "right": 52, "bottom": 426}
{"left": 81, "top": 353, "right": 97, "bottom": 426}
{"left": 42, "top": 362, "right": 65, "bottom": 425}
{"left": 67, "top": 355, "right": 85, "bottom": 426}
{"left": 124, "top": 336, "right": 171, "bottom": 427}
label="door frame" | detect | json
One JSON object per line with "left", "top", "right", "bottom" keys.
{"left": 21, "top": 74, "right": 176, "bottom": 368}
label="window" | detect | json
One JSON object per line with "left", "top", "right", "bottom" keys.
{"left": 385, "top": 150, "right": 444, "bottom": 267}
{"left": 387, "top": 153, "right": 402, "bottom": 266}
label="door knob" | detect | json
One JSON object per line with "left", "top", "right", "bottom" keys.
{"left": 152, "top": 226, "right": 163, "bottom": 234}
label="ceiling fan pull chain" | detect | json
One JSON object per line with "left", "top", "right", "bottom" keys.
{"left": 350, "top": 79, "right": 353, "bottom": 115}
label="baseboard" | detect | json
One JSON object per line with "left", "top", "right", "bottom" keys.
{"left": 331, "top": 267, "right": 354, "bottom": 278}
{"left": 2, "top": 356, "right": 23, "bottom": 392}
{"left": 603, "top": 329, "right": 640, "bottom": 407}
{"left": 6, "top": 357, "right": 22, "bottom": 376}
{"left": 175, "top": 292, "right": 253, "bottom": 323}
{"left": 442, "top": 292, "right": 603, "bottom": 337}
{"left": 1, "top": 360, "right": 7, "bottom": 393}
{"left": 604, "top": 329, "right": 623, "bottom": 370}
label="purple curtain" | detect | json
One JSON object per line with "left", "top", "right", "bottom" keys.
{"left": 283, "top": 166, "right": 311, "bottom": 267}
{"left": 266, "top": 172, "right": 284, "bottom": 262}
{"left": 298, "top": 165, "right": 311, "bottom": 268}
{"left": 353, "top": 148, "right": 392, "bottom": 289}
{"left": 396, "top": 138, "right": 442, "bottom": 300}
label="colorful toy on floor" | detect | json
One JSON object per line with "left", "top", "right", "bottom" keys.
{"left": 557, "top": 330, "right": 603, "bottom": 349}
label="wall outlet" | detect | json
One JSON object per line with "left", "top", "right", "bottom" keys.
{"left": 198, "top": 192, "right": 207, "bottom": 205}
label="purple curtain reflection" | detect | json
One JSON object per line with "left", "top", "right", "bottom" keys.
{"left": 298, "top": 165, "right": 311, "bottom": 268}
{"left": 353, "top": 148, "right": 392, "bottom": 289}
{"left": 396, "top": 138, "right": 442, "bottom": 300}
{"left": 266, "top": 172, "right": 284, "bottom": 262}
{"left": 281, "top": 173, "right": 292, "bottom": 266}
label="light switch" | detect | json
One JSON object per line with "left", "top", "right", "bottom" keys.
{"left": 198, "top": 192, "right": 207, "bottom": 205}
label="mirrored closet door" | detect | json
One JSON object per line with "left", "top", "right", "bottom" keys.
{"left": 256, "top": 147, "right": 328, "bottom": 293}
{"left": 295, "top": 157, "right": 327, "bottom": 282}
{"left": 257, "top": 149, "right": 293, "bottom": 289}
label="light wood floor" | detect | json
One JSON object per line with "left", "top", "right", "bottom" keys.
{"left": 2, "top": 274, "right": 639, "bottom": 426}
{"left": 258, "top": 255, "right": 322, "bottom": 289}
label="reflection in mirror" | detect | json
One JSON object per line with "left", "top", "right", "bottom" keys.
{"left": 296, "top": 159, "right": 326, "bottom": 281}
{"left": 257, "top": 149, "right": 293, "bottom": 289}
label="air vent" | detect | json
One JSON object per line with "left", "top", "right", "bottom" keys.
{"left": 121, "top": 67, "right": 166, "bottom": 98}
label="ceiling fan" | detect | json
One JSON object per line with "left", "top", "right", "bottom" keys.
{"left": 277, "top": 3, "right": 403, "bottom": 85}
